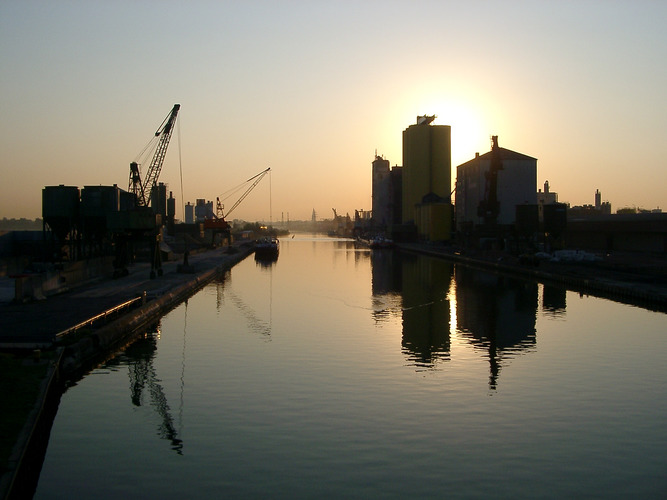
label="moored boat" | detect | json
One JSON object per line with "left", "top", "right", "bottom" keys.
{"left": 254, "top": 237, "right": 279, "bottom": 259}
{"left": 369, "top": 236, "right": 394, "bottom": 249}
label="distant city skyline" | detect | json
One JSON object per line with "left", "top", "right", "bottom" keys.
{"left": 1, "top": 1, "right": 665, "bottom": 221}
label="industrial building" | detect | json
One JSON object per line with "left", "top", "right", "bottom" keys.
{"left": 399, "top": 116, "right": 452, "bottom": 241}
{"left": 455, "top": 138, "right": 537, "bottom": 231}
{"left": 371, "top": 154, "right": 391, "bottom": 229}
{"left": 402, "top": 116, "right": 451, "bottom": 224}
{"left": 371, "top": 154, "right": 403, "bottom": 232}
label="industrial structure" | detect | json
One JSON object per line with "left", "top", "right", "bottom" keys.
{"left": 371, "top": 154, "right": 391, "bottom": 230}
{"left": 371, "top": 153, "right": 404, "bottom": 233}
{"left": 455, "top": 137, "right": 537, "bottom": 231}
{"left": 42, "top": 104, "right": 181, "bottom": 278}
{"left": 537, "top": 180, "right": 558, "bottom": 221}
{"left": 368, "top": 116, "right": 453, "bottom": 242}
{"left": 401, "top": 116, "right": 451, "bottom": 224}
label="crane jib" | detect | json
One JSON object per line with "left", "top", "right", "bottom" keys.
{"left": 130, "top": 104, "right": 180, "bottom": 207}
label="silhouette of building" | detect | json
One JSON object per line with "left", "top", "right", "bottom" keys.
{"left": 455, "top": 139, "right": 537, "bottom": 231}
{"left": 568, "top": 189, "right": 612, "bottom": 218}
{"left": 184, "top": 202, "right": 194, "bottom": 224}
{"left": 537, "top": 180, "right": 558, "bottom": 222}
{"left": 390, "top": 166, "right": 403, "bottom": 226}
{"left": 402, "top": 116, "right": 451, "bottom": 224}
{"left": 565, "top": 212, "right": 667, "bottom": 253}
{"left": 371, "top": 153, "right": 391, "bottom": 230}
{"left": 400, "top": 116, "right": 452, "bottom": 241}
{"left": 194, "top": 199, "right": 213, "bottom": 222}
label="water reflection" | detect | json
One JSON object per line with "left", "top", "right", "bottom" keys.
{"left": 543, "top": 284, "right": 567, "bottom": 316}
{"left": 372, "top": 251, "right": 453, "bottom": 369}
{"left": 400, "top": 254, "right": 453, "bottom": 368}
{"left": 455, "top": 266, "right": 537, "bottom": 389}
{"left": 212, "top": 272, "right": 230, "bottom": 311}
{"left": 372, "top": 250, "right": 539, "bottom": 386}
{"left": 255, "top": 253, "right": 278, "bottom": 268}
{"left": 109, "top": 325, "right": 184, "bottom": 454}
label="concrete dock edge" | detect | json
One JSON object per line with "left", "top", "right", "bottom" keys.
{"left": 1, "top": 247, "right": 253, "bottom": 499}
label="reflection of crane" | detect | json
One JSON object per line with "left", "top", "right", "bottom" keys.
{"left": 129, "top": 104, "right": 180, "bottom": 207}
{"left": 126, "top": 331, "right": 184, "bottom": 455}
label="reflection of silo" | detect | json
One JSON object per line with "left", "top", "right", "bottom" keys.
{"left": 42, "top": 185, "right": 80, "bottom": 241}
{"left": 542, "top": 285, "right": 566, "bottom": 314}
{"left": 400, "top": 253, "right": 453, "bottom": 367}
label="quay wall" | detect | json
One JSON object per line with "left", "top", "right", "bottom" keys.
{"left": 1, "top": 247, "right": 253, "bottom": 500}
{"left": 398, "top": 244, "right": 667, "bottom": 311}
{"left": 60, "top": 248, "right": 253, "bottom": 375}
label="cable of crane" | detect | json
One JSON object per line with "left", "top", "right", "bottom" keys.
{"left": 217, "top": 167, "right": 271, "bottom": 202}
{"left": 178, "top": 113, "right": 185, "bottom": 222}
{"left": 221, "top": 167, "right": 271, "bottom": 218}
{"left": 218, "top": 180, "right": 254, "bottom": 202}
{"left": 133, "top": 134, "right": 159, "bottom": 165}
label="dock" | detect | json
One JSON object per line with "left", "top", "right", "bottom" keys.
{"left": 0, "top": 244, "right": 254, "bottom": 499}
{"left": 0, "top": 245, "right": 254, "bottom": 351}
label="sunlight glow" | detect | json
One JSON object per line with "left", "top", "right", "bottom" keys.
{"left": 447, "top": 278, "right": 458, "bottom": 339}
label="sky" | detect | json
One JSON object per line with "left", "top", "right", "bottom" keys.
{"left": 1, "top": 0, "right": 666, "bottom": 222}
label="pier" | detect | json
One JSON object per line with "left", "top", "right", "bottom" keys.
{"left": 0, "top": 244, "right": 254, "bottom": 499}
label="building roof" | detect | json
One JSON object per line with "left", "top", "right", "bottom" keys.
{"left": 457, "top": 147, "right": 537, "bottom": 168}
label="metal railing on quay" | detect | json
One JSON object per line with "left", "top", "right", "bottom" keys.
{"left": 55, "top": 295, "right": 144, "bottom": 340}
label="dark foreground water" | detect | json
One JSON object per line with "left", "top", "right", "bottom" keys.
{"left": 35, "top": 237, "right": 666, "bottom": 499}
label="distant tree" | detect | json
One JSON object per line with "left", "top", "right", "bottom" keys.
{"left": 0, "top": 217, "right": 43, "bottom": 231}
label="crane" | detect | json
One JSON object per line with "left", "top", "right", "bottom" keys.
{"left": 477, "top": 135, "right": 503, "bottom": 226}
{"left": 203, "top": 167, "right": 271, "bottom": 243}
{"left": 129, "top": 104, "right": 180, "bottom": 207}
{"left": 220, "top": 167, "right": 271, "bottom": 220}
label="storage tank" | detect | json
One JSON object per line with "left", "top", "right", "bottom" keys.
{"left": 42, "top": 185, "right": 80, "bottom": 240}
{"left": 151, "top": 182, "right": 168, "bottom": 219}
{"left": 81, "top": 185, "right": 121, "bottom": 217}
{"left": 167, "top": 191, "right": 176, "bottom": 220}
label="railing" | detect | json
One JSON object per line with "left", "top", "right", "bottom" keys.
{"left": 55, "top": 296, "right": 144, "bottom": 340}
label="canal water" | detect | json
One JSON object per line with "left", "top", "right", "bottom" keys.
{"left": 35, "top": 236, "right": 666, "bottom": 499}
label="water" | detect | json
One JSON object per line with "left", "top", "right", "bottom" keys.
{"left": 34, "top": 237, "right": 666, "bottom": 499}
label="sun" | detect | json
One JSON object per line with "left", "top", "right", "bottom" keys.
{"left": 428, "top": 98, "right": 490, "bottom": 167}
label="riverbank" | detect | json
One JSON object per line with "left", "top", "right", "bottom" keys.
{"left": 398, "top": 243, "right": 667, "bottom": 311}
{"left": 0, "top": 244, "right": 254, "bottom": 499}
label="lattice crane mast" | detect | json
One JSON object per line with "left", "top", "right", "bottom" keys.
{"left": 129, "top": 104, "right": 180, "bottom": 207}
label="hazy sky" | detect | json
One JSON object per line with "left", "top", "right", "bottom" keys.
{"left": 2, "top": 1, "right": 665, "bottom": 222}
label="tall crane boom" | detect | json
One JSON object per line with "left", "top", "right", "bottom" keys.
{"left": 129, "top": 104, "right": 180, "bottom": 207}
{"left": 223, "top": 167, "right": 271, "bottom": 219}
{"left": 477, "top": 135, "right": 503, "bottom": 225}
